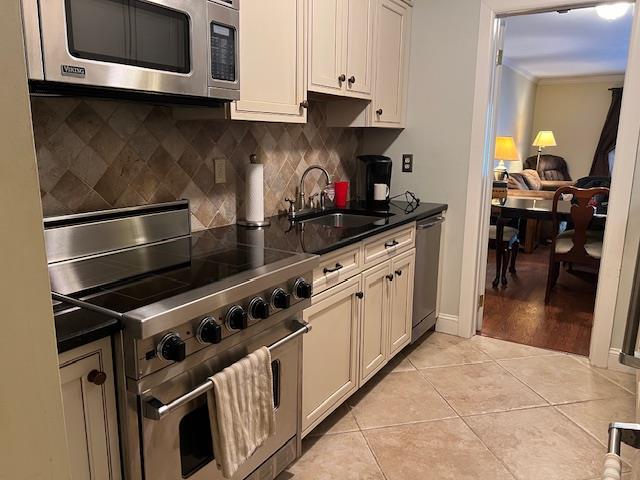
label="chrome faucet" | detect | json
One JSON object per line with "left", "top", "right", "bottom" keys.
{"left": 299, "top": 165, "right": 331, "bottom": 211}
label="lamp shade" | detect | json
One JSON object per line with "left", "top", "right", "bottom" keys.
{"left": 495, "top": 136, "right": 520, "bottom": 161}
{"left": 532, "top": 130, "right": 557, "bottom": 148}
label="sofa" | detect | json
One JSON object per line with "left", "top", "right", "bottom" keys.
{"left": 507, "top": 169, "right": 574, "bottom": 199}
{"left": 523, "top": 154, "right": 572, "bottom": 181}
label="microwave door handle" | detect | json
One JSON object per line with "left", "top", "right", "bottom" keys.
{"left": 619, "top": 240, "right": 640, "bottom": 369}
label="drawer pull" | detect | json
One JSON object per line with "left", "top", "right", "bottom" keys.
{"left": 87, "top": 370, "right": 107, "bottom": 386}
{"left": 395, "top": 270, "right": 403, "bottom": 277}
{"left": 355, "top": 291, "right": 364, "bottom": 299}
{"left": 386, "top": 274, "right": 394, "bottom": 282}
{"left": 323, "top": 263, "right": 344, "bottom": 274}
{"left": 384, "top": 240, "right": 399, "bottom": 249}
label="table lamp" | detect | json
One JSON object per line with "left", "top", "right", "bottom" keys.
{"left": 532, "top": 130, "right": 557, "bottom": 172}
{"left": 494, "top": 136, "right": 519, "bottom": 181}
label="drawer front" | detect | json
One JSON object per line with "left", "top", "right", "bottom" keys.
{"left": 363, "top": 224, "right": 415, "bottom": 267}
{"left": 312, "top": 244, "right": 362, "bottom": 294}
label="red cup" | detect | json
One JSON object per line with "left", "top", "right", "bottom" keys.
{"left": 334, "top": 181, "right": 349, "bottom": 208}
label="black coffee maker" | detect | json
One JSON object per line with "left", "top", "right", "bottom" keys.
{"left": 357, "top": 155, "right": 393, "bottom": 208}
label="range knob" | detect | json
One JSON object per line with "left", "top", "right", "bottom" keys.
{"left": 294, "top": 278, "right": 313, "bottom": 299}
{"left": 197, "top": 316, "right": 223, "bottom": 344}
{"left": 249, "top": 297, "right": 270, "bottom": 320}
{"left": 271, "top": 288, "right": 291, "bottom": 310}
{"left": 226, "top": 305, "right": 248, "bottom": 331}
{"left": 157, "top": 333, "right": 186, "bottom": 362}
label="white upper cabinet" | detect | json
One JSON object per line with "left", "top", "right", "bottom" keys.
{"left": 308, "top": 0, "right": 345, "bottom": 95}
{"left": 345, "top": 0, "right": 375, "bottom": 98}
{"left": 230, "top": 0, "right": 307, "bottom": 123}
{"left": 371, "top": 0, "right": 412, "bottom": 127}
{"left": 308, "top": 0, "right": 375, "bottom": 99}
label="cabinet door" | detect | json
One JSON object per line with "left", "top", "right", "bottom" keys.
{"left": 360, "top": 261, "right": 391, "bottom": 385}
{"left": 59, "top": 339, "right": 120, "bottom": 480}
{"left": 345, "top": 0, "right": 375, "bottom": 99}
{"left": 308, "top": 0, "right": 346, "bottom": 95}
{"left": 302, "top": 276, "right": 361, "bottom": 435}
{"left": 389, "top": 249, "right": 416, "bottom": 357}
{"left": 230, "top": 0, "right": 307, "bottom": 123}
{"left": 371, "top": 0, "right": 412, "bottom": 127}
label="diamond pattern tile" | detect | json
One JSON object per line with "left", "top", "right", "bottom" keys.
{"left": 32, "top": 98, "right": 363, "bottom": 229}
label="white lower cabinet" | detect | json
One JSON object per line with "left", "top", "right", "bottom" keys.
{"left": 360, "top": 261, "right": 391, "bottom": 384}
{"left": 302, "top": 224, "right": 417, "bottom": 436}
{"left": 389, "top": 249, "right": 416, "bottom": 356}
{"left": 59, "top": 338, "right": 121, "bottom": 480}
{"left": 302, "top": 276, "right": 361, "bottom": 435}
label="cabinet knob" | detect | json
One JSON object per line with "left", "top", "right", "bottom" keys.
{"left": 376, "top": 108, "right": 383, "bottom": 116}
{"left": 300, "top": 100, "right": 309, "bottom": 109}
{"left": 338, "top": 74, "right": 347, "bottom": 82}
{"left": 356, "top": 291, "right": 364, "bottom": 299}
{"left": 386, "top": 274, "right": 394, "bottom": 282}
{"left": 87, "top": 369, "right": 107, "bottom": 386}
{"left": 395, "top": 270, "right": 403, "bottom": 277}
{"left": 348, "top": 76, "right": 356, "bottom": 84}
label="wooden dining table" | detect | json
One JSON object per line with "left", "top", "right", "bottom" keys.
{"left": 490, "top": 196, "right": 607, "bottom": 287}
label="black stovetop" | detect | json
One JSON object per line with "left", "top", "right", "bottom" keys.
{"left": 50, "top": 230, "right": 301, "bottom": 315}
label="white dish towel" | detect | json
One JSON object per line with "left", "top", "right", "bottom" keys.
{"left": 208, "top": 346, "right": 276, "bottom": 479}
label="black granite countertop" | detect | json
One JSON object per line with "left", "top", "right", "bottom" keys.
{"left": 54, "top": 200, "right": 447, "bottom": 352}
{"left": 55, "top": 307, "right": 121, "bottom": 354}
{"left": 221, "top": 200, "right": 448, "bottom": 255}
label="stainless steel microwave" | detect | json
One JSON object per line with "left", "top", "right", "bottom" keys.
{"left": 20, "top": 0, "right": 240, "bottom": 101}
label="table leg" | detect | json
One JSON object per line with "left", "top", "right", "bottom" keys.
{"left": 524, "top": 219, "right": 538, "bottom": 253}
{"left": 493, "top": 222, "right": 504, "bottom": 288}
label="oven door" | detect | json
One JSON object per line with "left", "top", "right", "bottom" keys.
{"left": 207, "top": 0, "right": 240, "bottom": 99}
{"left": 140, "top": 334, "right": 299, "bottom": 480}
{"left": 37, "top": 0, "right": 207, "bottom": 98}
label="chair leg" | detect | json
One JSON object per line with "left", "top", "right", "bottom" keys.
{"left": 545, "top": 260, "right": 558, "bottom": 305}
{"left": 492, "top": 241, "right": 502, "bottom": 288}
{"left": 501, "top": 247, "right": 510, "bottom": 286}
{"left": 552, "top": 262, "right": 561, "bottom": 286}
{"left": 509, "top": 240, "right": 519, "bottom": 274}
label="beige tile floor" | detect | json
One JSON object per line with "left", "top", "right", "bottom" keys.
{"left": 278, "top": 332, "right": 637, "bottom": 480}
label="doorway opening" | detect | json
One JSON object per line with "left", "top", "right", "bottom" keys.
{"left": 478, "top": 4, "right": 633, "bottom": 355}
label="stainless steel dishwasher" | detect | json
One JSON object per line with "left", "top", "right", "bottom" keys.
{"left": 412, "top": 214, "right": 445, "bottom": 343}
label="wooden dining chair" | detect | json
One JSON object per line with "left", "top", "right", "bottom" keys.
{"left": 544, "top": 186, "right": 609, "bottom": 304}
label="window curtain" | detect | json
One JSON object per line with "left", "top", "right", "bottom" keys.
{"left": 590, "top": 87, "right": 623, "bottom": 177}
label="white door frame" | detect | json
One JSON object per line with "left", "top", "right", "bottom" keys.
{"left": 459, "top": 0, "right": 640, "bottom": 368}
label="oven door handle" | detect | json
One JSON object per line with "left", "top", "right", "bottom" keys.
{"left": 143, "top": 322, "right": 312, "bottom": 421}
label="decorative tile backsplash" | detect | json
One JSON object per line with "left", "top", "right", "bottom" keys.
{"left": 31, "top": 98, "right": 362, "bottom": 230}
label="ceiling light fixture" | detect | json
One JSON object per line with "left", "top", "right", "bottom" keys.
{"left": 596, "top": 2, "right": 632, "bottom": 20}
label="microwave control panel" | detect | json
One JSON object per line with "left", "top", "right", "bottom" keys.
{"left": 211, "top": 23, "right": 236, "bottom": 82}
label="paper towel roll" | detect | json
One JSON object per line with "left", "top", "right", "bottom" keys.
{"left": 245, "top": 163, "right": 265, "bottom": 223}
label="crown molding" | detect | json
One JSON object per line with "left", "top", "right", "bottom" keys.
{"left": 537, "top": 73, "right": 626, "bottom": 85}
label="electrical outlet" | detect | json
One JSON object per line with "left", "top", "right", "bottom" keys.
{"left": 214, "top": 158, "right": 226, "bottom": 184}
{"left": 402, "top": 154, "right": 413, "bottom": 173}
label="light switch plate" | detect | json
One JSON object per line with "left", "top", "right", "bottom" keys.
{"left": 214, "top": 158, "right": 226, "bottom": 184}
{"left": 402, "top": 154, "right": 413, "bottom": 173}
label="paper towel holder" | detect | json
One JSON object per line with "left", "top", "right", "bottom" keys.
{"left": 238, "top": 153, "right": 271, "bottom": 228}
{"left": 237, "top": 219, "right": 271, "bottom": 228}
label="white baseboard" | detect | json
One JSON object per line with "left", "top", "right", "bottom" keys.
{"left": 436, "top": 313, "right": 459, "bottom": 336}
{"left": 608, "top": 348, "right": 637, "bottom": 374}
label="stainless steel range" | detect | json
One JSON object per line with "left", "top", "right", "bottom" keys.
{"left": 46, "top": 201, "right": 318, "bottom": 480}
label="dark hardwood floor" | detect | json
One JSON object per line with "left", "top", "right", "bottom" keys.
{"left": 482, "top": 245, "right": 597, "bottom": 355}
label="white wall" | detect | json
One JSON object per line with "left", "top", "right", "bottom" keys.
{"left": 0, "top": 2, "right": 71, "bottom": 478}
{"left": 495, "top": 65, "right": 537, "bottom": 172}
{"left": 530, "top": 75, "right": 625, "bottom": 179}
{"left": 363, "top": 0, "right": 482, "bottom": 319}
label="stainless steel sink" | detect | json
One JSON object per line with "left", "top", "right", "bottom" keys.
{"left": 300, "top": 212, "right": 388, "bottom": 228}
